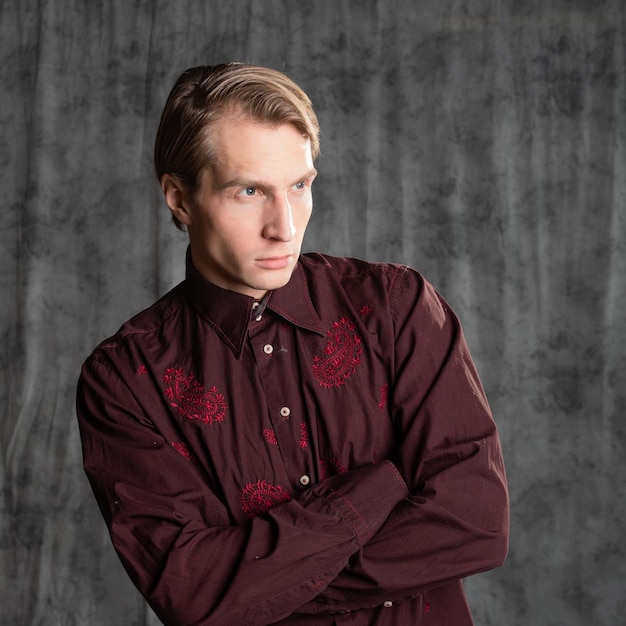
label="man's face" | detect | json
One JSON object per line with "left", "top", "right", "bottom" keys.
{"left": 176, "top": 116, "right": 316, "bottom": 299}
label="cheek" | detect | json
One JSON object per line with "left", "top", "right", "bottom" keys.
{"left": 210, "top": 212, "right": 248, "bottom": 240}
{"left": 301, "top": 210, "right": 312, "bottom": 231}
{"left": 296, "top": 198, "right": 313, "bottom": 229}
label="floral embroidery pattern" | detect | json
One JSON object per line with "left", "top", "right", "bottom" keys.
{"left": 171, "top": 441, "right": 193, "bottom": 461}
{"left": 313, "top": 317, "right": 363, "bottom": 388}
{"left": 360, "top": 304, "right": 373, "bottom": 316}
{"left": 319, "top": 456, "right": 346, "bottom": 479}
{"left": 379, "top": 383, "right": 389, "bottom": 409}
{"left": 136, "top": 365, "right": 147, "bottom": 376}
{"left": 162, "top": 367, "right": 227, "bottom": 425}
{"left": 263, "top": 429, "right": 278, "bottom": 445}
{"left": 299, "top": 422, "right": 309, "bottom": 449}
{"left": 240, "top": 480, "right": 291, "bottom": 518}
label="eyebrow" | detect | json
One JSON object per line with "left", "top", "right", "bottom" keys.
{"left": 220, "top": 168, "right": 318, "bottom": 191}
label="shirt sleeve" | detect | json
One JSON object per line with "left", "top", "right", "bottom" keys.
{"left": 76, "top": 358, "right": 408, "bottom": 626}
{"left": 298, "top": 267, "right": 509, "bottom": 615}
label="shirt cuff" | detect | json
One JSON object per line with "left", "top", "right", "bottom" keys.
{"left": 306, "top": 460, "right": 408, "bottom": 548}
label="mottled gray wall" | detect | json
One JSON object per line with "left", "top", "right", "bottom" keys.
{"left": 1, "top": 1, "right": 625, "bottom": 625}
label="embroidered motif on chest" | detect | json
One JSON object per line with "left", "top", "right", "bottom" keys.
{"left": 240, "top": 480, "right": 292, "bottom": 518}
{"left": 319, "top": 456, "right": 347, "bottom": 479}
{"left": 299, "top": 422, "right": 309, "bottom": 448}
{"left": 171, "top": 441, "right": 194, "bottom": 461}
{"left": 162, "top": 367, "right": 228, "bottom": 425}
{"left": 313, "top": 317, "right": 363, "bottom": 388}
{"left": 263, "top": 429, "right": 278, "bottom": 445}
{"left": 379, "top": 383, "right": 390, "bottom": 409}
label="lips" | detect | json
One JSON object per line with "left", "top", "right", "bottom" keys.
{"left": 255, "top": 255, "right": 293, "bottom": 270}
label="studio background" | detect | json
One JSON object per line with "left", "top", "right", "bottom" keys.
{"left": 1, "top": 1, "right": 625, "bottom": 625}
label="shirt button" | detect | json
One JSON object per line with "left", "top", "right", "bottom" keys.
{"left": 263, "top": 344, "right": 273, "bottom": 355}
{"left": 383, "top": 601, "right": 393, "bottom": 608}
{"left": 252, "top": 303, "right": 263, "bottom": 322}
{"left": 280, "top": 406, "right": 290, "bottom": 418}
{"left": 299, "top": 475, "right": 310, "bottom": 486}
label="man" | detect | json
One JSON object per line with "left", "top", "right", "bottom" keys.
{"left": 77, "top": 63, "right": 508, "bottom": 625}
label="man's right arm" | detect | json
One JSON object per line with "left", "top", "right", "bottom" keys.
{"left": 76, "top": 357, "right": 407, "bottom": 626}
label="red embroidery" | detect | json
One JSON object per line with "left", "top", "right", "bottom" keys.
{"left": 263, "top": 429, "right": 278, "bottom": 445}
{"left": 360, "top": 304, "right": 373, "bottom": 316}
{"left": 299, "top": 422, "right": 309, "bottom": 449}
{"left": 240, "top": 480, "right": 291, "bottom": 518}
{"left": 379, "top": 383, "right": 389, "bottom": 409}
{"left": 162, "top": 367, "right": 227, "bottom": 425}
{"left": 425, "top": 601, "right": 431, "bottom": 613}
{"left": 136, "top": 365, "right": 147, "bottom": 376}
{"left": 171, "top": 441, "right": 193, "bottom": 461}
{"left": 319, "top": 456, "right": 346, "bottom": 479}
{"left": 313, "top": 317, "right": 363, "bottom": 388}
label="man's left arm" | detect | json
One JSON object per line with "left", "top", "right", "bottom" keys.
{"left": 299, "top": 269, "right": 509, "bottom": 614}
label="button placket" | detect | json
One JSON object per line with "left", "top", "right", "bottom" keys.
{"left": 249, "top": 319, "right": 313, "bottom": 491}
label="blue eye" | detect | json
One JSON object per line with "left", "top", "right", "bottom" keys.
{"left": 244, "top": 187, "right": 256, "bottom": 196}
{"left": 295, "top": 181, "right": 306, "bottom": 190}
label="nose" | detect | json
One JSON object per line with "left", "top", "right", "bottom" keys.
{"left": 263, "top": 193, "right": 295, "bottom": 241}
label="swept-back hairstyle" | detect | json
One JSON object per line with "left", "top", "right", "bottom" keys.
{"left": 154, "top": 63, "right": 320, "bottom": 229}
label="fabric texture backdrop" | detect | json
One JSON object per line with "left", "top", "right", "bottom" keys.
{"left": 1, "top": 1, "right": 625, "bottom": 624}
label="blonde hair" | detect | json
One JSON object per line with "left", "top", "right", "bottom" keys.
{"left": 154, "top": 63, "right": 320, "bottom": 229}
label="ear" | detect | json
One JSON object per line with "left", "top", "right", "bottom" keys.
{"left": 161, "top": 174, "right": 193, "bottom": 227}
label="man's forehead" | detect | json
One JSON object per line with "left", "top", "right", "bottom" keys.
{"left": 208, "top": 120, "right": 313, "bottom": 179}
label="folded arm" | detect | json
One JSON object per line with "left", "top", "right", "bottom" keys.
{"left": 77, "top": 359, "right": 407, "bottom": 626}
{"left": 299, "top": 270, "right": 509, "bottom": 615}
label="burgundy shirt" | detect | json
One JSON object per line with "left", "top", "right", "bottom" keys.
{"left": 76, "top": 251, "right": 508, "bottom": 625}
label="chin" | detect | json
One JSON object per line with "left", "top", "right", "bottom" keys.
{"left": 256, "top": 269, "right": 295, "bottom": 292}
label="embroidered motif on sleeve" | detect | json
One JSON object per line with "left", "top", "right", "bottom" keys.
{"left": 263, "top": 429, "right": 278, "bottom": 445}
{"left": 162, "top": 367, "right": 228, "bottom": 425}
{"left": 136, "top": 365, "right": 147, "bottom": 376}
{"left": 312, "top": 317, "right": 363, "bottom": 388}
{"left": 299, "top": 422, "right": 309, "bottom": 449}
{"left": 379, "top": 383, "right": 389, "bottom": 409}
{"left": 360, "top": 304, "right": 373, "bottom": 316}
{"left": 171, "top": 441, "right": 194, "bottom": 461}
{"left": 240, "top": 480, "right": 292, "bottom": 518}
{"left": 319, "top": 456, "right": 347, "bottom": 479}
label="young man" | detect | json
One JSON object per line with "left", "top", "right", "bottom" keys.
{"left": 76, "top": 63, "right": 508, "bottom": 625}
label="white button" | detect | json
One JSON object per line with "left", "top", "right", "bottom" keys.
{"left": 299, "top": 475, "right": 310, "bottom": 486}
{"left": 252, "top": 302, "right": 260, "bottom": 310}
{"left": 383, "top": 601, "right": 393, "bottom": 608}
{"left": 263, "top": 344, "right": 273, "bottom": 355}
{"left": 280, "top": 406, "right": 291, "bottom": 418}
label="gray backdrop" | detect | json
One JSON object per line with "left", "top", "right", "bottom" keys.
{"left": 1, "top": 1, "right": 625, "bottom": 625}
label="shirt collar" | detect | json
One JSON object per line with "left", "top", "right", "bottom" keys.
{"left": 184, "top": 248, "right": 324, "bottom": 357}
